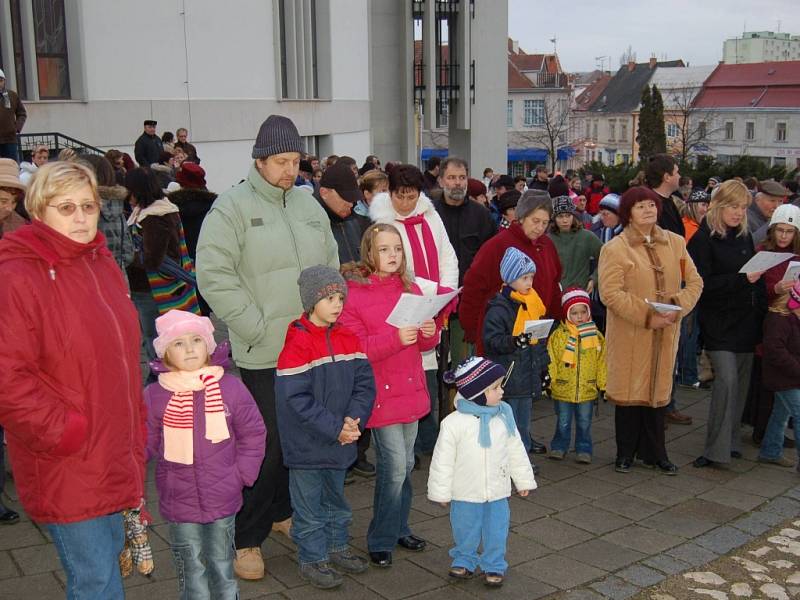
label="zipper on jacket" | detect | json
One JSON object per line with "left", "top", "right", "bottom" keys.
{"left": 574, "top": 338, "right": 582, "bottom": 403}
{"left": 326, "top": 327, "right": 336, "bottom": 361}
{"left": 83, "top": 256, "right": 141, "bottom": 498}
{"left": 275, "top": 190, "right": 302, "bottom": 267}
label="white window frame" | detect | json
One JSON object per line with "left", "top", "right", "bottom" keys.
{"left": 506, "top": 100, "right": 513, "bottom": 128}
{"left": 776, "top": 122, "right": 787, "bottom": 142}
{"left": 725, "top": 121, "right": 734, "bottom": 140}
{"left": 745, "top": 121, "right": 755, "bottom": 140}
{"left": 523, "top": 99, "right": 544, "bottom": 127}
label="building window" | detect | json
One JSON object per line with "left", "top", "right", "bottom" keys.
{"left": 621, "top": 154, "right": 630, "bottom": 164}
{"left": 523, "top": 99, "right": 544, "bottom": 127}
{"left": 32, "top": 0, "right": 70, "bottom": 99}
{"left": 745, "top": 121, "right": 755, "bottom": 140}
{"left": 437, "top": 97, "right": 449, "bottom": 128}
{"left": 608, "top": 120, "right": 616, "bottom": 141}
{"left": 592, "top": 121, "right": 598, "bottom": 140}
{"left": 9, "top": 0, "right": 27, "bottom": 99}
{"left": 620, "top": 121, "right": 627, "bottom": 141}
{"left": 776, "top": 122, "right": 787, "bottom": 142}
{"left": 507, "top": 100, "right": 513, "bottom": 128}
{"left": 585, "top": 120, "right": 590, "bottom": 139}
{"left": 667, "top": 123, "right": 679, "bottom": 138}
{"left": 277, "top": 0, "right": 321, "bottom": 100}
{"left": 773, "top": 156, "right": 786, "bottom": 167}
{"left": 699, "top": 121, "right": 707, "bottom": 139}
{"left": 725, "top": 121, "right": 734, "bottom": 140}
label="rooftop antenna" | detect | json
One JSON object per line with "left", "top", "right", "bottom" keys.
{"left": 549, "top": 36, "right": 557, "bottom": 56}
{"left": 777, "top": 20, "right": 781, "bottom": 33}
{"left": 595, "top": 55, "right": 609, "bottom": 73}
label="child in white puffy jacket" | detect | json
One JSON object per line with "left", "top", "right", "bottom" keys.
{"left": 428, "top": 356, "right": 536, "bottom": 588}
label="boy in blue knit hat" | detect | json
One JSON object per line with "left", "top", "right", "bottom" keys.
{"left": 481, "top": 247, "right": 550, "bottom": 459}
{"left": 428, "top": 356, "right": 536, "bottom": 588}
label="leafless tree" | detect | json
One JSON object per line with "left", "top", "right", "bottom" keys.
{"left": 664, "top": 86, "right": 723, "bottom": 164}
{"left": 512, "top": 95, "right": 571, "bottom": 173}
{"left": 619, "top": 45, "right": 637, "bottom": 66}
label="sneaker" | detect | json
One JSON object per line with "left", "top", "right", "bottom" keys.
{"left": 757, "top": 455, "right": 795, "bottom": 468}
{"left": 329, "top": 549, "right": 369, "bottom": 574}
{"left": 351, "top": 458, "right": 376, "bottom": 477}
{"left": 299, "top": 562, "right": 343, "bottom": 589}
{"left": 234, "top": 547, "right": 265, "bottom": 580}
{"left": 272, "top": 517, "right": 292, "bottom": 538}
{"left": 548, "top": 449, "right": 565, "bottom": 460}
{"left": 614, "top": 458, "right": 632, "bottom": 473}
{"left": 575, "top": 453, "right": 592, "bottom": 464}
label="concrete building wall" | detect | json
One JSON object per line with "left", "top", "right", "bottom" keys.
{"left": 723, "top": 32, "right": 800, "bottom": 64}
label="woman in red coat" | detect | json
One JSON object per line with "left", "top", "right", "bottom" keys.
{"left": 0, "top": 161, "right": 145, "bottom": 599}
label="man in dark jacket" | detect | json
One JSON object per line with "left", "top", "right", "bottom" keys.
{"left": 134, "top": 120, "right": 163, "bottom": 167}
{"left": 528, "top": 165, "right": 549, "bottom": 192}
{"left": 174, "top": 127, "right": 200, "bottom": 164}
{"left": 0, "top": 70, "right": 26, "bottom": 162}
{"left": 315, "top": 161, "right": 370, "bottom": 264}
{"left": 423, "top": 156, "right": 441, "bottom": 193}
{"left": 646, "top": 153, "right": 691, "bottom": 425}
{"left": 433, "top": 157, "right": 497, "bottom": 369}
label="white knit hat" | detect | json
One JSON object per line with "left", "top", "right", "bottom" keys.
{"left": 769, "top": 204, "right": 800, "bottom": 231}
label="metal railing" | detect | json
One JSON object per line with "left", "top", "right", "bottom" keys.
{"left": 17, "top": 132, "right": 105, "bottom": 161}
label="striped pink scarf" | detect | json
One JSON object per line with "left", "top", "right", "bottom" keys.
{"left": 158, "top": 366, "right": 229, "bottom": 465}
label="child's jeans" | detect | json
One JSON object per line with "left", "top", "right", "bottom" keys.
{"left": 288, "top": 468, "right": 351, "bottom": 564}
{"left": 169, "top": 514, "right": 238, "bottom": 600}
{"left": 759, "top": 388, "right": 800, "bottom": 470}
{"left": 449, "top": 499, "right": 510, "bottom": 574}
{"left": 551, "top": 400, "right": 594, "bottom": 455}
{"left": 505, "top": 395, "right": 533, "bottom": 453}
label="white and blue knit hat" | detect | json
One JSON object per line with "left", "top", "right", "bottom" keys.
{"left": 500, "top": 247, "right": 536, "bottom": 285}
{"left": 443, "top": 356, "right": 506, "bottom": 404}
{"left": 252, "top": 115, "right": 303, "bottom": 159}
{"left": 599, "top": 193, "right": 621, "bottom": 215}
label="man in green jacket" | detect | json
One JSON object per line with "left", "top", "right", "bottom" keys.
{"left": 196, "top": 115, "right": 339, "bottom": 580}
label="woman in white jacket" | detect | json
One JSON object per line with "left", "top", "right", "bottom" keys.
{"left": 369, "top": 164, "right": 459, "bottom": 455}
{"left": 428, "top": 356, "right": 536, "bottom": 588}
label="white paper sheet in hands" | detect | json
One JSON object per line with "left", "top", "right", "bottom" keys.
{"left": 385, "top": 288, "right": 461, "bottom": 328}
{"left": 738, "top": 251, "right": 795, "bottom": 274}
{"left": 781, "top": 261, "right": 800, "bottom": 282}
{"left": 646, "top": 299, "right": 682, "bottom": 313}
{"left": 524, "top": 319, "right": 554, "bottom": 339}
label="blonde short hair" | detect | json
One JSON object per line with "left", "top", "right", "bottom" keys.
{"left": 25, "top": 161, "right": 99, "bottom": 219}
{"left": 705, "top": 180, "right": 751, "bottom": 238}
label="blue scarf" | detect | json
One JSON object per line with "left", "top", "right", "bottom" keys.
{"left": 456, "top": 397, "right": 517, "bottom": 448}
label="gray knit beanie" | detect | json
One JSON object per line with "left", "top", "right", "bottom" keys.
{"left": 298, "top": 265, "right": 348, "bottom": 313}
{"left": 515, "top": 189, "right": 552, "bottom": 221}
{"left": 252, "top": 115, "right": 303, "bottom": 159}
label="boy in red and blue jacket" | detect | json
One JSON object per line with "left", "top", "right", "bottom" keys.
{"left": 275, "top": 265, "right": 376, "bottom": 590}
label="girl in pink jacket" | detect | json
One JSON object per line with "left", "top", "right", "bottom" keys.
{"left": 339, "top": 222, "right": 440, "bottom": 568}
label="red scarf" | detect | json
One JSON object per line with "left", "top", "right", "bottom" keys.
{"left": 401, "top": 214, "right": 440, "bottom": 283}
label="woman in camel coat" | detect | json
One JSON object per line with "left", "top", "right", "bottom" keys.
{"left": 599, "top": 186, "right": 703, "bottom": 475}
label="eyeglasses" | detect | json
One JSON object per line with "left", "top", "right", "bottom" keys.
{"left": 775, "top": 227, "right": 796, "bottom": 236}
{"left": 47, "top": 201, "right": 100, "bottom": 216}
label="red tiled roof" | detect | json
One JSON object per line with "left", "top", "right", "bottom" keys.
{"left": 574, "top": 74, "right": 612, "bottom": 110}
{"left": 509, "top": 53, "right": 545, "bottom": 72}
{"left": 694, "top": 61, "right": 800, "bottom": 108}
{"left": 508, "top": 62, "right": 534, "bottom": 90}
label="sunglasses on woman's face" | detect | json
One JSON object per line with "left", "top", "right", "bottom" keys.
{"left": 47, "top": 201, "right": 101, "bottom": 216}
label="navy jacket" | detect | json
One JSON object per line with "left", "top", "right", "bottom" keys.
{"left": 482, "top": 289, "right": 549, "bottom": 398}
{"left": 275, "top": 314, "right": 376, "bottom": 469}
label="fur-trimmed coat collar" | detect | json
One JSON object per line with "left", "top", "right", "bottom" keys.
{"left": 368, "top": 191, "right": 435, "bottom": 223}
{"left": 621, "top": 224, "right": 669, "bottom": 247}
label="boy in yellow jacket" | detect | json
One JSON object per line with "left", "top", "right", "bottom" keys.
{"left": 546, "top": 288, "right": 606, "bottom": 464}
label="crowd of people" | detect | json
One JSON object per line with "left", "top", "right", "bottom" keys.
{"left": 0, "top": 107, "right": 798, "bottom": 599}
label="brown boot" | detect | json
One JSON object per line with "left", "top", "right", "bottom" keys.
{"left": 665, "top": 411, "right": 693, "bottom": 425}
{"left": 272, "top": 517, "right": 292, "bottom": 538}
{"left": 234, "top": 547, "right": 265, "bottom": 580}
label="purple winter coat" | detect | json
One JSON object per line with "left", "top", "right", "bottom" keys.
{"left": 145, "top": 374, "right": 266, "bottom": 524}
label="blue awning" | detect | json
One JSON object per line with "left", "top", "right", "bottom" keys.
{"left": 557, "top": 146, "right": 576, "bottom": 160}
{"left": 420, "top": 148, "right": 449, "bottom": 160}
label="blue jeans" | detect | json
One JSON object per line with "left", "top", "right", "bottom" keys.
{"left": 288, "top": 469, "right": 351, "bottom": 565}
{"left": 505, "top": 396, "right": 532, "bottom": 452}
{"left": 0, "top": 142, "right": 19, "bottom": 162}
{"left": 415, "top": 369, "right": 439, "bottom": 455}
{"left": 368, "top": 422, "right": 417, "bottom": 552}
{"left": 675, "top": 309, "right": 699, "bottom": 385}
{"left": 46, "top": 513, "right": 125, "bottom": 600}
{"left": 169, "top": 514, "right": 238, "bottom": 600}
{"left": 760, "top": 388, "right": 800, "bottom": 469}
{"left": 551, "top": 400, "right": 593, "bottom": 455}
{"left": 131, "top": 290, "right": 158, "bottom": 383}
{"left": 449, "top": 499, "right": 510, "bottom": 574}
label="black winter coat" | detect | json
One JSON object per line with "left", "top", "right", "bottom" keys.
{"left": 169, "top": 188, "right": 217, "bottom": 259}
{"left": 433, "top": 197, "right": 497, "bottom": 285}
{"left": 687, "top": 220, "right": 766, "bottom": 353}
{"left": 656, "top": 191, "right": 686, "bottom": 238}
{"left": 134, "top": 132, "right": 163, "bottom": 167}
{"left": 315, "top": 193, "right": 370, "bottom": 264}
{"left": 482, "top": 289, "right": 549, "bottom": 398}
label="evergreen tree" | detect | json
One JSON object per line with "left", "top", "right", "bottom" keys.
{"left": 636, "top": 85, "right": 654, "bottom": 160}
{"left": 651, "top": 84, "right": 667, "bottom": 155}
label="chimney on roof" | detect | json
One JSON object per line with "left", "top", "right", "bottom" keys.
{"left": 649, "top": 56, "right": 657, "bottom": 69}
{"left": 627, "top": 60, "right": 636, "bottom": 72}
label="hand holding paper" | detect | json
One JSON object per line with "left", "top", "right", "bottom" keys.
{"left": 523, "top": 319, "right": 554, "bottom": 339}
{"left": 738, "top": 251, "right": 795, "bottom": 274}
{"left": 385, "top": 288, "right": 461, "bottom": 328}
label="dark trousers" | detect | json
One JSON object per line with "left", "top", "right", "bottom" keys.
{"left": 0, "top": 142, "right": 19, "bottom": 162}
{"left": 235, "top": 367, "right": 292, "bottom": 549}
{"left": 615, "top": 405, "right": 668, "bottom": 463}
{"left": 356, "top": 428, "right": 372, "bottom": 464}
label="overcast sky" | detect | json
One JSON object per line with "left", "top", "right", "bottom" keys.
{"left": 508, "top": 0, "right": 800, "bottom": 73}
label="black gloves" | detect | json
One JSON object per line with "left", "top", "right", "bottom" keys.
{"left": 514, "top": 332, "right": 532, "bottom": 348}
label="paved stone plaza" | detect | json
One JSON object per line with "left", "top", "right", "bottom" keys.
{"left": 1, "top": 386, "right": 798, "bottom": 599}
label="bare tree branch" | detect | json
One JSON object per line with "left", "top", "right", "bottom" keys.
{"left": 663, "top": 86, "right": 724, "bottom": 163}
{"left": 510, "top": 96, "right": 571, "bottom": 172}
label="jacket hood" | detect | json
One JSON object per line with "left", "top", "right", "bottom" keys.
{"left": 368, "top": 191, "right": 435, "bottom": 224}
{"left": 97, "top": 185, "right": 129, "bottom": 203}
{"left": 19, "top": 161, "right": 37, "bottom": 174}
{"left": 168, "top": 188, "right": 218, "bottom": 218}
{"left": 0, "top": 219, "right": 110, "bottom": 276}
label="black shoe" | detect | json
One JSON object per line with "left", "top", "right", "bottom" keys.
{"left": 369, "top": 551, "right": 392, "bottom": 568}
{"left": 397, "top": 535, "right": 426, "bottom": 551}
{"left": 731, "top": 450, "right": 742, "bottom": 459}
{"left": 644, "top": 460, "right": 679, "bottom": 475}
{"left": 614, "top": 458, "right": 632, "bottom": 473}
{"left": 351, "top": 459, "right": 376, "bottom": 477}
{"left": 693, "top": 456, "right": 714, "bottom": 468}
{"left": 529, "top": 439, "right": 547, "bottom": 455}
{"left": 0, "top": 507, "right": 19, "bottom": 525}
